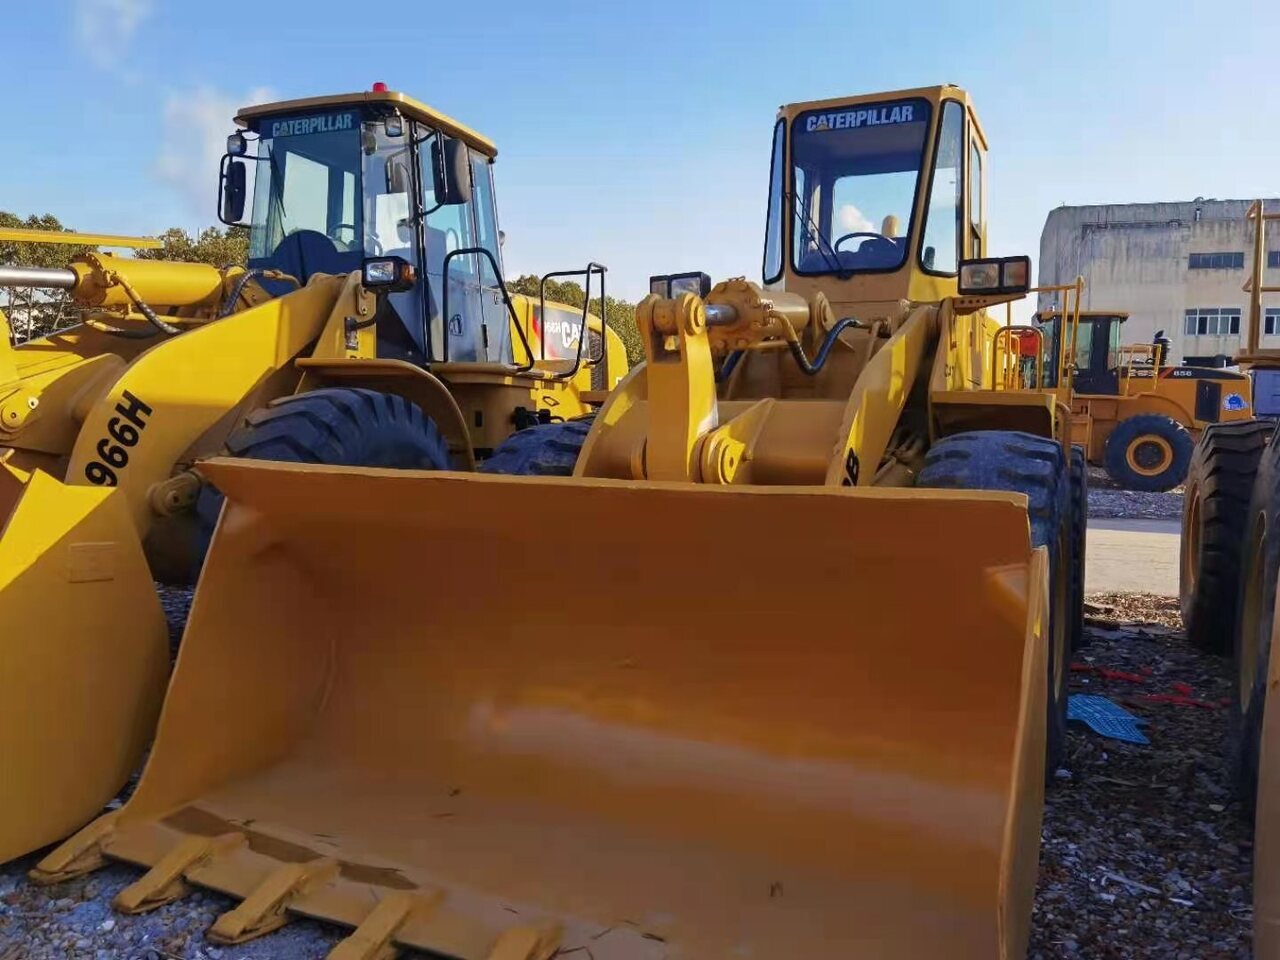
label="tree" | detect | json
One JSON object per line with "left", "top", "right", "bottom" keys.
{"left": 134, "top": 226, "right": 249, "bottom": 267}
{"left": 507, "top": 274, "right": 643, "bottom": 365}
{"left": 0, "top": 212, "right": 96, "bottom": 341}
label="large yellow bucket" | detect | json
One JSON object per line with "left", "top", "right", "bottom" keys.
{"left": 36, "top": 459, "right": 1048, "bottom": 959}
{"left": 0, "top": 468, "right": 168, "bottom": 863}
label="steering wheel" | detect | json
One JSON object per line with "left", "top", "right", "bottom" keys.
{"left": 329, "top": 223, "right": 358, "bottom": 250}
{"left": 833, "top": 231, "right": 892, "bottom": 254}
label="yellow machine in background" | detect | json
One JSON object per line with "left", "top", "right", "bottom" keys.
{"left": 991, "top": 286, "right": 1252, "bottom": 491}
{"left": 33, "top": 85, "right": 1077, "bottom": 960}
{"left": 0, "top": 86, "right": 626, "bottom": 865}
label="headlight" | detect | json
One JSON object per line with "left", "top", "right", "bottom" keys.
{"left": 362, "top": 256, "right": 416, "bottom": 293}
{"left": 958, "top": 255, "right": 1031, "bottom": 296}
{"left": 226, "top": 132, "right": 248, "bottom": 156}
{"left": 648, "top": 271, "right": 712, "bottom": 299}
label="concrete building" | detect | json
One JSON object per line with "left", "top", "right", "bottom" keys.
{"left": 1038, "top": 198, "right": 1280, "bottom": 364}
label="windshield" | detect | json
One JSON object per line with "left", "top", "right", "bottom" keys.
{"left": 247, "top": 109, "right": 363, "bottom": 262}
{"left": 790, "top": 98, "right": 930, "bottom": 275}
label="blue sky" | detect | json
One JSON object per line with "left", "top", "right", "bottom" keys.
{"left": 3, "top": 0, "right": 1277, "bottom": 313}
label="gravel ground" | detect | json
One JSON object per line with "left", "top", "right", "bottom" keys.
{"left": 2, "top": 590, "right": 1251, "bottom": 958}
{"left": 1030, "top": 593, "right": 1252, "bottom": 958}
{"left": 1087, "top": 465, "right": 1186, "bottom": 521}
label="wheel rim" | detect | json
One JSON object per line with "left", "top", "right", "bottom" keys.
{"left": 1125, "top": 434, "right": 1174, "bottom": 477}
{"left": 1182, "top": 485, "right": 1201, "bottom": 596}
{"left": 1240, "top": 517, "right": 1267, "bottom": 713}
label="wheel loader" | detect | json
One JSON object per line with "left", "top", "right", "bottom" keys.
{"left": 30, "top": 84, "right": 1077, "bottom": 960}
{"left": 991, "top": 292, "right": 1252, "bottom": 491}
{"left": 0, "top": 85, "right": 628, "bottom": 866}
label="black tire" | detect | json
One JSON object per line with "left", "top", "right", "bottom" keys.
{"left": 1068, "top": 445, "right": 1088, "bottom": 652}
{"left": 192, "top": 388, "right": 451, "bottom": 576}
{"left": 918, "top": 431, "right": 1073, "bottom": 780}
{"left": 1231, "top": 428, "right": 1280, "bottom": 802}
{"left": 1181, "top": 420, "right": 1274, "bottom": 655}
{"left": 1103, "top": 413, "right": 1194, "bottom": 492}
{"left": 479, "top": 418, "right": 593, "bottom": 476}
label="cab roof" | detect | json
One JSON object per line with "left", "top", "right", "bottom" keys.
{"left": 1037, "top": 310, "right": 1131, "bottom": 323}
{"left": 236, "top": 90, "right": 498, "bottom": 158}
{"left": 778, "top": 85, "right": 988, "bottom": 151}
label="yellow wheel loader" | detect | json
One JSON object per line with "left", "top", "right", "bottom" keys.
{"left": 1032, "top": 308, "right": 1251, "bottom": 491}
{"left": 0, "top": 86, "right": 627, "bottom": 865}
{"left": 32, "top": 85, "right": 1075, "bottom": 960}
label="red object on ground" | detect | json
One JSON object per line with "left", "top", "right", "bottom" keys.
{"left": 1137, "top": 693, "right": 1221, "bottom": 710}
{"left": 1070, "top": 663, "right": 1149, "bottom": 684}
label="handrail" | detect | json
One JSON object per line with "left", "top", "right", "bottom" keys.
{"left": 1005, "top": 277, "right": 1085, "bottom": 390}
{"left": 1244, "top": 200, "right": 1280, "bottom": 356}
{"left": 991, "top": 325, "right": 1043, "bottom": 390}
{"left": 537, "top": 263, "right": 607, "bottom": 382}
{"left": 438, "top": 246, "right": 535, "bottom": 372}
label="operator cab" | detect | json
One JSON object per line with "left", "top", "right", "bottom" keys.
{"left": 758, "top": 85, "right": 1021, "bottom": 314}
{"left": 219, "top": 88, "right": 516, "bottom": 366}
{"left": 1036, "top": 311, "right": 1129, "bottom": 395}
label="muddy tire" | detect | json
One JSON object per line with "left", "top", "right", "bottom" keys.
{"left": 192, "top": 388, "right": 451, "bottom": 576}
{"left": 1181, "top": 421, "right": 1274, "bottom": 656}
{"left": 1103, "top": 413, "right": 1193, "bottom": 492}
{"left": 479, "top": 418, "right": 594, "bottom": 476}
{"left": 918, "top": 431, "right": 1073, "bottom": 780}
{"left": 1232, "top": 429, "right": 1280, "bottom": 802}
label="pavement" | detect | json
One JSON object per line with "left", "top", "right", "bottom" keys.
{"left": 1085, "top": 517, "right": 1180, "bottom": 596}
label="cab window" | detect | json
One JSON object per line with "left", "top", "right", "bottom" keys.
{"left": 968, "top": 140, "right": 983, "bottom": 257}
{"left": 762, "top": 119, "right": 785, "bottom": 283}
{"left": 919, "top": 100, "right": 963, "bottom": 275}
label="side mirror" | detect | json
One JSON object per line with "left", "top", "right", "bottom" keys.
{"left": 958, "top": 255, "right": 1030, "bottom": 296}
{"left": 386, "top": 156, "right": 410, "bottom": 195}
{"left": 431, "top": 137, "right": 472, "bottom": 206}
{"left": 220, "top": 158, "right": 247, "bottom": 224}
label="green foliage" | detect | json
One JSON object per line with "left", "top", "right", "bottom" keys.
{"left": 508, "top": 273, "right": 643, "bottom": 365}
{"left": 134, "top": 225, "right": 249, "bottom": 267}
{"left": 0, "top": 212, "right": 94, "bottom": 340}
{"left": 0, "top": 211, "right": 96, "bottom": 269}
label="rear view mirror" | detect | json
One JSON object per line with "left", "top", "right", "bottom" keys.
{"left": 431, "top": 137, "right": 472, "bottom": 206}
{"left": 386, "top": 156, "right": 410, "bottom": 195}
{"left": 220, "top": 158, "right": 247, "bottom": 224}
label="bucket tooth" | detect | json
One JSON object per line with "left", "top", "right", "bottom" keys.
{"left": 28, "top": 811, "right": 121, "bottom": 885}
{"left": 208, "top": 857, "right": 340, "bottom": 944}
{"left": 113, "top": 832, "right": 246, "bottom": 914}
{"left": 326, "top": 892, "right": 438, "bottom": 960}
{"left": 485, "top": 924, "right": 563, "bottom": 960}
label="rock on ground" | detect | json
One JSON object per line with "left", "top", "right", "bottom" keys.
{"left": 1087, "top": 465, "right": 1185, "bottom": 521}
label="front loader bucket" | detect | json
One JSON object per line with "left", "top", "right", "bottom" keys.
{"left": 0, "top": 468, "right": 168, "bottom": 863}
{"left": 37, "top": 461, "right": 1048, "bottom": 959}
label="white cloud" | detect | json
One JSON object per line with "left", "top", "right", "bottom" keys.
{"left": 155, "top": 86, "right": 274, "bottom": 216}
{"left": 73, "top": 0, "right": 153, "bottom": 68}
{"left": 837, "top": 203, "right": 875, "bottom": 234}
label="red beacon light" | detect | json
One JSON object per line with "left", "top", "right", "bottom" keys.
{"left": 371, "top": 81, "right": 389, "bottom": 92}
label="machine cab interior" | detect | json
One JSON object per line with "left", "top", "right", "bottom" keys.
{"left": 1036, "top": 311, "right": 1130, "bottom": 395}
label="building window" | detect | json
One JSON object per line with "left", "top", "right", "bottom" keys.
{"left": 1184, "top": 307, "right": 1242, "bottom": 336}
{"left": 1269, "top": 251, "right": 1280, "bottom": 269}
{"left": 1266, "top": 308, "right": 1280, "bottom": 336}
{"left": 1188, "top": 251, "right": 1245, "bottom": 270}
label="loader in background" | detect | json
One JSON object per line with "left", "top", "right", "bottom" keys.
{"left": 1175, "top": 200, "right": 1280, "bottom": 956}
{"left": 31, "top": 84, "right": 1079, "bottom": 960}
{"left": 0, "top": 85, "right": 627, "bottom": 866}
{"left": 992, "top": 295, "right": 1252, "bottom": 491}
